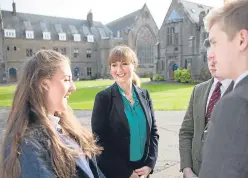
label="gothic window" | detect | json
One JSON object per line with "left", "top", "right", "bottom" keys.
{"left": 136, "top": 26, "right": 154, "bottom": 65}
{"left": 174, "top": 33, "right": 179, "bottom": 45}
{"left": 87, "top": 67, "right": 92, "bottom": 76}
{"left": 166, "top": 27, "right": 175, "bottom": 45}
{"left": 167, "top": 28, "right": 170, "bottom": 45}
{"left": 170, "top": 27, "right": 174, "bottom": 44}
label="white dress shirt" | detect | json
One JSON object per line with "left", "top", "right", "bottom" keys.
{"left": 206, "top": 78, "right": 233, "bottom": 111}
{"left": 233, "top": 71, "right": 248, "bottom": 89}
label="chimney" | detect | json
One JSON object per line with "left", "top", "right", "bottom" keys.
{"left": 12, "top": 1, "right": 16, "bottom": 16}
{"left": 87, "top": 10, "right": 93, "bottom": 26}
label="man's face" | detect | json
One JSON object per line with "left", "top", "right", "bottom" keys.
{"left": 208, "top": 23, "right": 239, "bottom": 79}
{"left": 207, "top": 47, "right": 217, "bottom": 77}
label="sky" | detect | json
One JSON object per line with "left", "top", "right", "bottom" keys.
{"left": 0, "top": 0, "right": 223, "bottom": 28}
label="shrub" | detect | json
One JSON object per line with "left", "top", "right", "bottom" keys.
{"left": 180, "top": 69, "right": 191, "bottom": 83}
{"left": 173, "top": 69, "right": 191, "bottom": 83}
{"left": 173, "top": 69, "right": 181, "bottom": 82}
{"left": 154, "top": 74, "right": 164, "bottom": 81}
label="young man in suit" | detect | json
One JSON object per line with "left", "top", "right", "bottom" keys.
{"left": 199, "top": 1, "right": 248, "bottom": 178}
{"left": 179, "top": 38, "right": 233, "bottom": 178}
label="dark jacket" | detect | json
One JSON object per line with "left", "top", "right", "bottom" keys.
{"left": 4, "top": 113, "right": 105, "bottom": 178}
{"left": 179, "top": 78, "right": 234, "bottom": 175}
{"left": 199, "top": 76, "right": 248, "bottom": 178}
{"left": 91, "top": 83, "right": 159, "bottom": 178}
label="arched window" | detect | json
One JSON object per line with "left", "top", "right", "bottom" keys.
{"left": 136, "top": 26, "right": 155, "bottom": 64}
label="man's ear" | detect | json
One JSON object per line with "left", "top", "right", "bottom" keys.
{"left": 238, "top": 29, "right": 248, "bottom": 52}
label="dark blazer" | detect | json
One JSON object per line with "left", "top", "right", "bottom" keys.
{"left": 179, "top": 78, "right": 234, "bottom": 175}
{"left": 199, "top": 76, "right": 248, "bottom": 178}
{"left": 91, "top": 83, "right": 159, "bottom": 178}
{"left": 4, "top": 113, "right": 105, "bottom": 178}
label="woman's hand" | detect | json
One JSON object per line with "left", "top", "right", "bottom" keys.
{"left": 134, "top": 166, "right": 152, "bottom": 178}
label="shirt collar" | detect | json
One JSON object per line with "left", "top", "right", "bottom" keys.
{"left": 234, "top": 71, "right": 248, "bottom": 89}
{"left": 48, "top": 114, "right": 61, "bottom": 130}
{"left": 213, "top": 78, "right": 233, "bottom": 89}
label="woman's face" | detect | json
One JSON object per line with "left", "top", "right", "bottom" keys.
{"left": 110, "top": 60, "right": 135, "bottom": 85}
{"left": 42, "top": 60, "right": 76, "bottom": 114}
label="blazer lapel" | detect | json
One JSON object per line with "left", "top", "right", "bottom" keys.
{"left": 111, "top": 83, "right": 130, "bottom": 131}
{"left": 133, "top": 85, "right": 151, "bottom": 137}
{"left": 200, "top": 78, "right": 214, "bottom": 130}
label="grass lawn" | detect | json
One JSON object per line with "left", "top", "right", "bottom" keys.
{"left": 0, "top": 78, "right": 194, "bottom": 110}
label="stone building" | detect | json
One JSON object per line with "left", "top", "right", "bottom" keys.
{"left": 106, "top": 4, "right": 158, "bottom": 76}
{"left": 156, "top": 0, "right": 212, "bottom": 80}
{"left": 0, "top": 2, "right": 117, "bottom": 83}
{"left": 0, "top": 2, "right": 158, "bottom": 83}
{"left": 0, "top": 0, "right": 215, "bottom": 83}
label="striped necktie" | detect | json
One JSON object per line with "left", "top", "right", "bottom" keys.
{"left": 206, "top": 81, "right": 222, "bottom": 121}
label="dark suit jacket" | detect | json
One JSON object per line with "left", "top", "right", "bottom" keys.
{"left": 179, "top": 78, "right": 234, "bottom": 175}
{"left": 91, "top": 83, "right": 159, "bottom": 178}
{"left": 199, "top": 76, "right": 248, "bottom": 178}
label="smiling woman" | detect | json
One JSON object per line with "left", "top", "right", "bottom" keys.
{"left": 91, "top": 45, "right": 159, "bottom": 178}
{"left": 0, "top": 50, "right": 105, "bottom": 178}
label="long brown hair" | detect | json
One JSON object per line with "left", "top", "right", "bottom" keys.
{"left": 0, "top": 50, "right": 101, "bottom": 178}
{"left": 108, "top": 45, "right": 141, "bottom": 87}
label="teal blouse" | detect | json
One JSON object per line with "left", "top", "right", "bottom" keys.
{"left": 117, "top": 85, "right": 147, "bottom": 161}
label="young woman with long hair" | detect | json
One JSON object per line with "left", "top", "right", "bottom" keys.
{"left": 0, "top": 50, "right": 104, "bottom": 178}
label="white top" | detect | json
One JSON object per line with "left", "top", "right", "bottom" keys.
{"left": 47, "top": 114, "right": 95, "bottom": 178}
{"left": 206, "top": 78, "right": 233, "bottom": 111}
{"left": 233, "top": 71, "right": 248, "bottom": 89}
{"left": 48, "top": 114, "right": 60, "bottom": 130}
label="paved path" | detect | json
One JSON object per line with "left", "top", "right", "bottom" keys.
{"left": 0, "top": 108, "right": 185, "bottom": 178}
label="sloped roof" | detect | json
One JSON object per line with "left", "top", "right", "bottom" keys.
{"left": 106, "top": 9, "right": 141, "bottom": 33}
{"left": 180, "top": 0, "right": 212, "bottom": 23}
{"left": 2, "top": 10, "right": 113, "bottom": 40}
